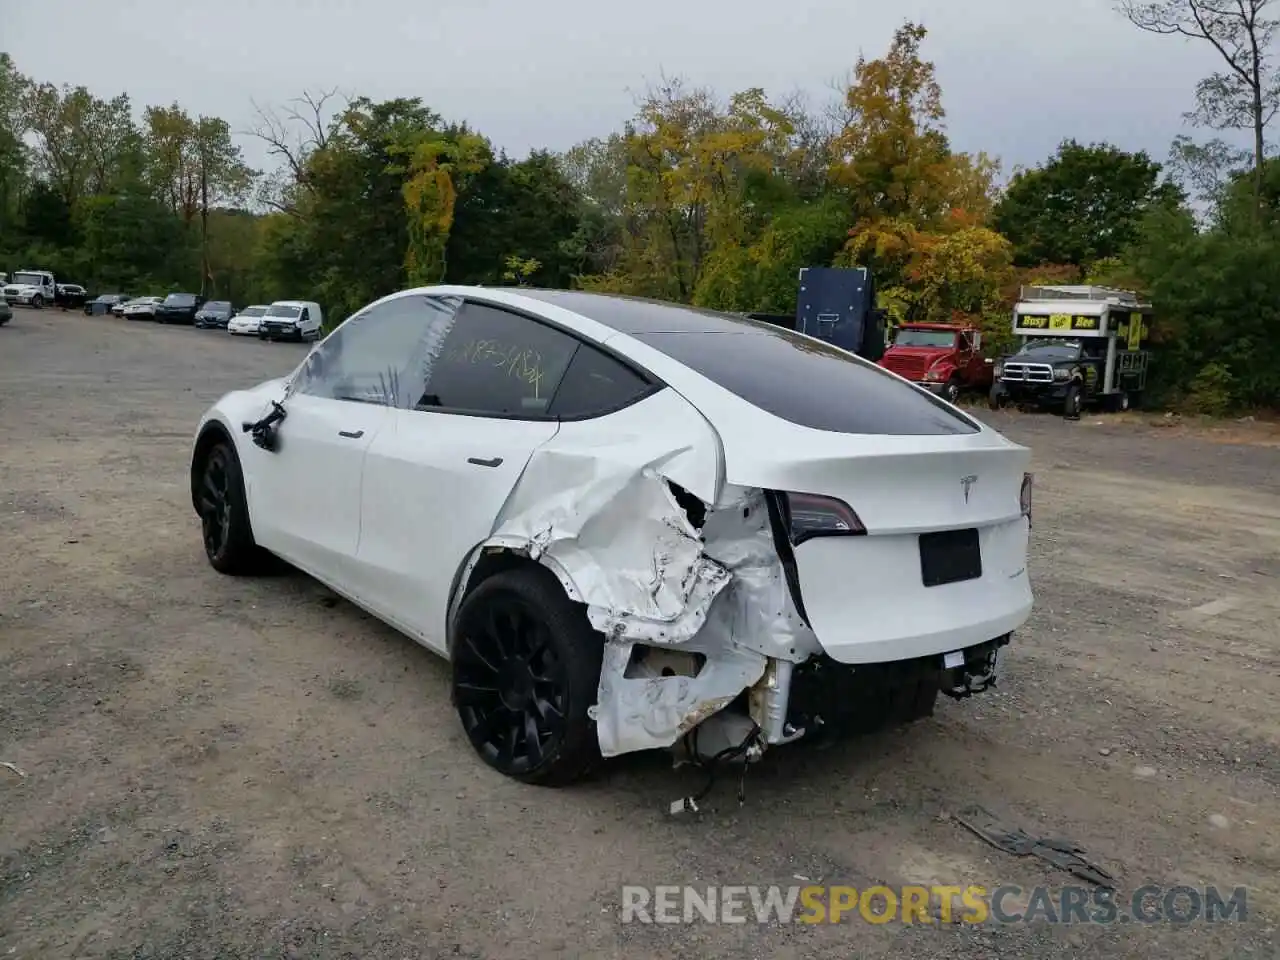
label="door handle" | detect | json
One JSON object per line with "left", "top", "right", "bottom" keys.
{"left": 338, "top": 429, "right": 364, "bottom": 439}
{"left": 467, "top": 456, "right": 503, "bottom": 468}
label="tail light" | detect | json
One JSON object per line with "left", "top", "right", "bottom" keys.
{"left": 1020, "top": 473, "right": 1033, "bottom": 520}
{"left": 784, "top": 492, "right": 866, "bottom": 545}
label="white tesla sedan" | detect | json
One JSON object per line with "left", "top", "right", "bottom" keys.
{"left": 189, "top": 288, "right": 1034, "bottom": 786}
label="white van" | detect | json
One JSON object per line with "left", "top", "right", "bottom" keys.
{"left": 259, "top": 300, "right": 324, "bottom": 342}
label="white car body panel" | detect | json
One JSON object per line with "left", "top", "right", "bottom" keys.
{"left": 243, "top": 392, "right": 391, "bottom": 586}
{"left": 193, "top": 286, "right": 1034, "bottom": 760}
{"left": 353, "top": 407, "right": 560, "bottom": 653}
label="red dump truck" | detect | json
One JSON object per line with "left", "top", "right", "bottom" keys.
{"left": 877, "top": 322, "right": 994, "bottom": 404}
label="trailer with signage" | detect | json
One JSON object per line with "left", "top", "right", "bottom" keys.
{"left": 989, "top": 285, "right": 1153, "bottom": 417}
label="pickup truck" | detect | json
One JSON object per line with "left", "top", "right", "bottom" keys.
{"left": 877, "top": 322, "right": 994, "bottom": 404}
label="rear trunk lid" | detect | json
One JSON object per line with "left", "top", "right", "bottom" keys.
{"left": 719, "top": 422, "right": 1032, "bottom": 666}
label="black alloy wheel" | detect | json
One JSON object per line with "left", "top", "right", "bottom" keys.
{"left": 196, "top": 440, "right": 260, "bottom": 574}
{"left": 199, "top": 445, "right": 234, "bottom": 563}
{"left": 451, "top": 567, "right": 602, "bottom": 785}
{"left": 455, "top": 597, "right": 567, "bottom": 774}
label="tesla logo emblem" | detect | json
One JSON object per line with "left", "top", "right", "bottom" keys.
{"left": 960, "top": 475, "right": 978, "bottom": 503}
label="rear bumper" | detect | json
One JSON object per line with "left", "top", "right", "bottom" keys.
{"left": 786, "top": 633, "right": 1010, "bottom": 734}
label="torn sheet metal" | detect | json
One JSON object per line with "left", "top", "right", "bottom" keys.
{"left": 487, "top": 411, "right": 821, "bottom": 756}
{"left": 491, "top": 454, "right": 730, "bottom": 645}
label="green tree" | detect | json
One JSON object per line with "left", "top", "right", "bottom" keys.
{"left": 994, "top": 140, "right": 1183, "bottom": 266}
{"left": 192, "top": 116, "right": 255, "bottom": 293}
{"left": 0, "top": 54, "right": 29, "bottom": 238}
{"left": 449, "top": 150, "right": 583, "bottom": 287}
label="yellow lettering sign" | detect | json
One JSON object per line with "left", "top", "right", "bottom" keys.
{"left": 1127, "top": 313, "right": 1143, "bottom": 351}
{"left": 1070, "top": 315, "right": 1098, "bottom": 330}
{"left": 1049, "top": 313, "right": 1071, "bottom": 330}
{"left": 1017, "top": 315, "right": 1048, "bottom": 329}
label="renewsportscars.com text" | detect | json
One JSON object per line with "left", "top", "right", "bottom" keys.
{"left": 620, "top": 884, "right": 1249, "bottom": 925}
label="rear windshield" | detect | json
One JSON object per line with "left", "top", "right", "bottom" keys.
{"left": 267, "top": 304, "right": 302, "bottom": 318}
{"left": 165, "top": 293, "right": 196, "bottom": 305}
{"left": 635, "top": 328, "right": 979, "bottom": 435}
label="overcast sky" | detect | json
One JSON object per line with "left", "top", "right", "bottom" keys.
{"left": 5, "top": 0, "right": 1241, "bottom": 182}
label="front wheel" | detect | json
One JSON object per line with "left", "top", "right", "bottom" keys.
{"left": 196, "top": 441, "right": 262, "bottom": 575}
{"left": 1063, "top": 382, "right": 1083, "bottom": 420}
{"left": 988, "top": 383, "right": 1008, "bottom": 410}
{"left": 452, "top": 566, "right": 603, "bottom": 786}
{"left": 31, "top": 294, "right": 43, "bottom": 309}
{"left": 942, "top": 377, "right": 961, "bottom": 405}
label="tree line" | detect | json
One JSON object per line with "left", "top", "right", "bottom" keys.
{"left": 2, "top": 6, "right": 1279, "bottom": 411}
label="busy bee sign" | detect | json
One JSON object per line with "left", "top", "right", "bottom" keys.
{"left": 1014, "top": 313, "right": 1102, "bottom": 333}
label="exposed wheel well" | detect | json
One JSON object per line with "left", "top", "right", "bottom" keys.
{"left": 448, "top": 549, "right": 571, "bottom": 656}
{"left": 190, "top": 422, "right": 234, "bottom": 515}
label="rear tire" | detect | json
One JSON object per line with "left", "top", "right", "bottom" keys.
{"left": 196, "top": 440, "right": 263, "bottom": 575}
{"left": 452, "top": 566, "right": 603, "bottom": 786}
{"left": 1105, "top": 391, "right": 1131, "bottom": 413}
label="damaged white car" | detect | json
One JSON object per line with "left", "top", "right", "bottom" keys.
{"left": 189, "top": 288, "right": 1034, "bottom": 786}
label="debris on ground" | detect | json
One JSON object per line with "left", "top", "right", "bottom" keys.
{"left": 953, "top": 804, "right": 1116, "bottom": 886}
{"left": 1, "top": 760, "right": 27, "bottom": 778}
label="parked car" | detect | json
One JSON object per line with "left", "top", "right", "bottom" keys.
{"left": 83, "top": 294, "right": 129, "bottom": 316}
{"left": 194, "top": 300, "right": 236, "bottom": 329}
{"left": 227, "top": 304, "right": 269, "bottom": 336}
{"left": 111, "top": 296, "right": 135, "bottom": 316}
{"left": 55, "top": 284, "right": 88, "bottom": 309}
{"left": 156, "top": 292, "right": 205, "bottom": 325}
{"left": 0, "top": 299, "right": 11, "bottom": 325}
{"left": 258, "top": 300, "right": 323, "bottom": 341}
{"left": 122, "top": 296, "right": 166, "bottom": 320}
{"left": 189, "top": 287, "right": 1034, "bottom": 786}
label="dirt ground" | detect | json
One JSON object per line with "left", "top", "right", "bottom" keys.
{"left": 2, "top": 308, "right": 1278, "bottom": 960}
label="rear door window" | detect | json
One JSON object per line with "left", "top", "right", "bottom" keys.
{"left": 418, "top": 301, "right": 579, "bottom": 417}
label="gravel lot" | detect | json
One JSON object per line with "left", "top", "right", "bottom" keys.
{"left": 2, "top": 308, "right": 1278, "bottom": 959}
